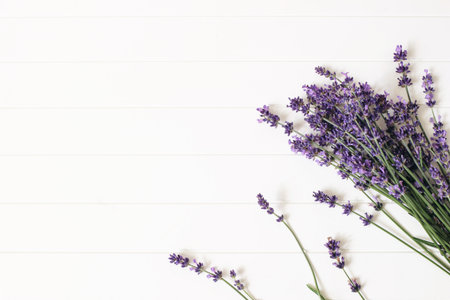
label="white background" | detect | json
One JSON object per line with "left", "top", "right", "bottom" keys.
{"left": 0, "top": 0, "right": 449, "bottom": 299}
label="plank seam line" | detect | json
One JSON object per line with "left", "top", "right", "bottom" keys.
{"left": 0, "top": 59, "right": 450, "bottom": 63}
{"left": 0, "top": 250, "right": 430, "bottom": 254}
{"left": 0, "top": 15, "right": 450, "bottom": 19}
{"left": 0, "top": 202, "right": 379, "bottom": 205}
{"left": 0, "top": 105, "right": 447, "bottom": 110}
{"left": 0, "top": 154, "right": 298, "bottom": 157}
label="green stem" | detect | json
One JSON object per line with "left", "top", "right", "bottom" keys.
{"left": 335, "top": 204, "right": 450, "bottom": 275}
{"left": 277, "top": 215, "right": 323, "bottom": 300}
{"left": 360, "top": 191, "right": 450, "bottom": 270}
{"left": 243, "top": 290, "right": 256, "bottom": 300}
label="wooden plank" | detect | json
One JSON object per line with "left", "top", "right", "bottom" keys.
{"left": 0, "top": 108, "right": 446, "bottom": 155}
{"left": 0, "top": 0, "right": 449, "bottom": 17}
{"left": 0, "top": 203, "right": 431, "bottom": 253}
{"left": 0, "top": 155, "right": 366, "bottom": 204}
{"left": 0, "top": 252, "right": 447, "bottom": 299}
{"left": 1, "top": 18, "right": 450, "bottom": 61}
{"left": 0, "top": 61, "right": 448, "bottom": 107}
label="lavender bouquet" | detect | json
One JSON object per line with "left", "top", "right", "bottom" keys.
{"left": 169, "top": 45, "right": 449, "bottom": 300}
{"left": 257, "top": 45, "right": 450, "bottom": 274}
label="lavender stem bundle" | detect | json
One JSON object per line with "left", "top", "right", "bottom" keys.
{"left": 257, "top": 45, "right": 450, "bottom": 274}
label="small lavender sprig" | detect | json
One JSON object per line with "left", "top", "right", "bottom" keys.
{"left": 257, "top": 193, "right": 325, "bottom": 300}
{"left": 169, "top": 253, "right": 254, "bottom": 300}
{"left": 312, "top": 191, "right": 450, "bottom": 275}
{"left": 325, "top": 238, "right": 365, "bottom": 299}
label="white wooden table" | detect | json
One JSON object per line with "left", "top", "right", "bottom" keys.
{"left": 0, "top": 1, "right": 448, "bottom": 299}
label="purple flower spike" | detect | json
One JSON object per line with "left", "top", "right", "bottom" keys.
{"left": 190, "top": 259, "right": 204, "bottom": 274}
{"left": 234, "top": 279, "right": 244, "bottom": 290}
{"left": 313, "top": 190, "right": 328, "bottom": 203}
{"left": 207, "top": 267, "right": 223, "bottom": 282}
{"left": 333, "top": 256, "right": 345, "bottom": 269}
{"left": 169, "top": 253, "right": 189, "bottom": 267}
{"left": 398, "top": 75, "right": 412, "bottom": 87}
{"left": 287, "top": 97, "right": 304, "bottom": 112}
{"left": 342, "top": 201, "right": 353, "bottom": 216}
{"left": 315, "top": 66, "right": 337, "bottom": 80}
{"left": 393, "top": 45, "right": 408, "bottom": 62}
{"left": 349, "top": 279, "right": 362, "bottom": 293}
{"left": 283, "top": 121, "right": 294, "bottom": 136}
{"left": 229, "top": 270, "right": 245, "bottom": 290}
{"left": 360, "top": 213, "right": 373, "bottom": 226}
{"left": 257, "top": 105, "right": 280, "bottom": 128}
{"left": 257, "top": 194, "right": 284, "bottom": 222}
{"left": 387, "top": 181, "right": 406, "bottom": 199}
{"left": 325, "top": 238, "right": 346, "bottom": 269}
{"left": 257, "top": 193, "right": 270, "bottom": 210}
{"left": 369, "top": 199, "right": 383, "bottom": 211}
{"left": 313, "top": 191, "right": 338, "bottom": 208}
{"left": 328, "top": 195, "right": 337, "bottom": 208}
{"left": 393, "top": 46, "right": 412, "bottom": 87}
{"left": 422, "top": 69, "right": 436, "bottom": 107}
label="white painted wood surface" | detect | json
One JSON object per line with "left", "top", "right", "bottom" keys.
{"left": 0, "top": 1, "right": 449, "bottom": 299}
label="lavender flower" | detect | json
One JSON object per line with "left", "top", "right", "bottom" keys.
{"left": 313, "top": 190, "right": 338, "bottom": 208}
{"left": 394, "top": 46, "right": 412, "bottom": 87}
{"left": 230, "top": 270, "right": 245, "bottom": 290}
{"left": 287, "top": 97, "right": 303, "bottom": 112}
{"left": 422, "top": 69, "right": 436, "bottom": 107}
{"left": 325, "top": 238, "right": 345, "bottom": 269}
{"left": 315, "top": 66, "right": 337, "bottom": 80}
{"left": 283, "top": 121, "right": 294, "bottom": 136}
{"left": 387, "top": 181, "right": 406, "bottom": 199}
{"left": 360, "top": 213, "right": 373, "bottom": 226}
{"left": 190, "top": 259, "right": 204, "bottom": 274}
{"left": 342, "top": 201, "right": 353, "bottom": 216}
{"left": 207, "top": 267, "right": 223, "bottom": 282}
{"left": 349, "top": 279, "right": 362, "bottom": 292}
{"left": 257, "top": 105, "right": 280, "bottom": 127}
{"left": 257, "top": 193, "right": 284, "bottom": 222}
{"left": 430, "top": 117, "right": 449, "bottom": 164}
{"left": 398, "top": 75, "right": 412, "bottom": 87}
{"left": 325, "top": 237, "right": 341, "bottom": 258}
{"left": 334, "top": 257, "right": 345, "bottom": 269}
{"left": 369, "top": 198, "right": 383, "bottom": 211}
{"left": 169, "top": 253, "right": 189, "bottom": 268}
{"left": 393, "top": 45, "right": 408, "bottom": 62}
{"left": 257, "top": 193, "right": 270, "bottom": 210}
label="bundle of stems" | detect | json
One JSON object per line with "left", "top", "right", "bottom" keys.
{"left": 257, "top": 45, "right": 450, "bottom": 274}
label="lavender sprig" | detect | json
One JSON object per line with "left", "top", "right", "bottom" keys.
{"left": 169, "top": 253, "right": 254, "bottom": 300}
{"left": 257, "top": 193, "right": 324, "bottom": 299}
{"left": 325, "top": 238, "right": 365, "bottom": 299}
{"left": 312, "top": 191, "right": 450, "bottom": 275}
